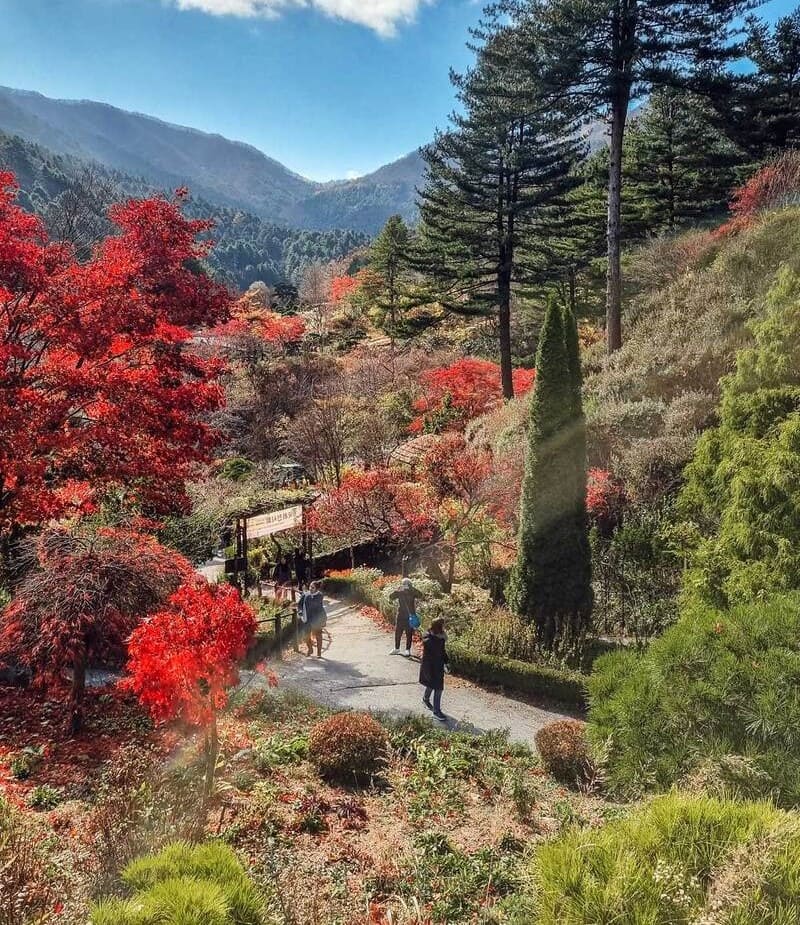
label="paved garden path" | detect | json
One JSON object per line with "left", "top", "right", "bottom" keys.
{"left": 244, "top": 595, "right": 574, "bottom": 746}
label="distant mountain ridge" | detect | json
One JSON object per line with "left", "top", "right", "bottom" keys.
{"left": 0, "top": 128, "right": 368, "bottom": 291}
{"left": 0, "top": 86, "right": 423, "bottom": 234}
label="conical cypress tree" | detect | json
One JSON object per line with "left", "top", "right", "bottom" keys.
{"left": 507, "top": 297, "right": 592, "bottom": 653}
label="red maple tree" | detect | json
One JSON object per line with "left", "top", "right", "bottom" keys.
{"left": 410, "top": 358, "right": 535, "bottom": 433}
{"left": 124, "top": 581, "right": 257, "bottom": 796}
{"left": 308, "top": 467, "right": 436, "bottom": 557}
{"left": 0, "top": 174, "right": 230, "bottom": 546}
{"left": 0, "top": 527, "right": 192, "bottom": 733}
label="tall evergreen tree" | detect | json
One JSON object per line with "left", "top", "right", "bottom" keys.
{"left": 507, "top": 297, "right": 592, "bottom": 653}
{"left": 624, "top": 88, "right": 745, "bottom": 233}
{"left": 500, "top": 0, "right": 751, "bottom": 353}
{"left": 416, "top": 23, "right": 584, "bottom": 399}
{"left": 369, "top": 214, "right": 410, "bottom": 335}
{"left": 737, "top": 9, "right": 800, "bottom": 155}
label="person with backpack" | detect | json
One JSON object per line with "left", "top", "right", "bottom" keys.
{"left": 420, "top": 618, "right": 449, "bottom": 722}
{"left": 298, "top": 580, "right": 327, "bottom": 658}
{"left": 388, "top": 577, "right": 423, "bottom": 657}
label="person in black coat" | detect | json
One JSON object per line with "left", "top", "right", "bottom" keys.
{"left": 419, "top": 618, "right": 449, "bottom": 721}
{"left": 294, "top": 548, "right": 309, "bottom": 591}
{"left": 273, "top": 556, "right": 292, "bottom": 600}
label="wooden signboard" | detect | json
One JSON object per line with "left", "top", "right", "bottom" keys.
{"left": 246, "top": 505, "right": 303, "bottom": 540}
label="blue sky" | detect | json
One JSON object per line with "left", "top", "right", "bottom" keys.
{"left": 0, "top": 0, "right": 796, "bottom": 181}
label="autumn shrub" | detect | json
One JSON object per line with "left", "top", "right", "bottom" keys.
{"left": 0, "top": 796, "right": 63, "bottom": 925}
{"left": 529, "top": 794, "right": 800, "bottom": 924}
{"left": 308, "top": 712, "right": 388, "bottom": 783}
{"left": 91, "top": 841, "right": 268, "bottom": 925}
{"left": 83, "top": 746, "right": 207, "bottom": 892}
{"left": 588, "top": 594, "right": 800, "bottom": 804}
{"left": 534, "top": 720, "right": 591, "bottom": 785}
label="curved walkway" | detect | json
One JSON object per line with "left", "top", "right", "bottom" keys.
{"left": 247, "top": 595, "right": 572, "bottom": 746}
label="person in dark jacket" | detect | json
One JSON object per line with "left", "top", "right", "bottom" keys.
{"left": 389, "top": 577, "right": 423, "bottom": 657}
{"left": 298, "top": 581, "right": 327, "bottom": 657}
{"left": 273, "top": 556, "right": 292, "bottom": 600}
{"left": 419, "top": 618, "right": 449, "bottom": 721}
{"left": 294, "top": 548, "right": 309, "bottom": 591}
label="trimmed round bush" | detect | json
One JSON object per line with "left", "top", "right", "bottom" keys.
{"left": 534, "top": 719, "right": 591, "bottom": 784}
{"left": 308, "top": 712, "right": 388, "bottom": 782}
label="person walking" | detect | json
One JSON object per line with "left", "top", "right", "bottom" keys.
{"left": 420, "top": 618, "right": 449, "bottom": 722}
{"left": 294, "top": 547, "right": 309, "bottom": 592}
{"left": 273, "top": 556, "right": 292, "bottom": 601}
{"left": 298, "top": 580, "right": 327, "bottom": 657}
{"left": 389, "top": 577, "right": 422, "bottom": 657}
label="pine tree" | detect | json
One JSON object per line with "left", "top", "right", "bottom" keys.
{"left": 416, "top": 23, "right": 583, "bottom": 399}
{"left": 734, "top": 9, "right": 800, "bottom": 156}
{"left": 624, "top": 88, "right": 745, "bottom": 233}
{"left": 499, "top": 0, "right": 752, "bottom": 353}
{"left": 507, "top": 297, "right": 592, "bottom": 653}
{"left": 369, "top": 215, "right": 410, "bottom": 335}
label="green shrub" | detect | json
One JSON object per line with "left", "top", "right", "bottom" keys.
{"left": 91, "top": 841, "right": 267, "bottom": 925}
{"left": 680, "top": 267, "right": 800, "bottom": 607}
{"left": 534, "top": 720, "right": 591, "bottom": 785}
{"left": 308, "top": 712, "right": 388, "bottom": 783}
{"left": 10, "top": 746, "right": 44, "bottom": 781}
{"left": 529, "top": 793, "right": 800, "bottom": 924}
{"left": 26, "top": 785, "right": 61, "bottom": 811}
{"left": 587, "top": 593, "right": 800, "bottom": 803}
{"left": 448, "top": 642, "right": 586, "bottom": 709}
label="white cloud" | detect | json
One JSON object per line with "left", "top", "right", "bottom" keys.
{"left": 172, "top": 0, "right": 432, "bottom": 36}
{"left": 345, "top": 169, "right": 361, "bottom": 179}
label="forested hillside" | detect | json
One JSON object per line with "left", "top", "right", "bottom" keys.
{"left": 0, "top": 129, "right": 367, "bottom": 290}
{"left": 0, "top": 85, "right": 425, "bottom": 233}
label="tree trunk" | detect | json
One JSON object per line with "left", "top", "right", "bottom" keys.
{"left": 69, "top": 649, "right": 87, "bottom": 736}
{"left": 497, "top": 263, "right": 514, "bottom": 400}
{"left": 446, "top": 548, "right": 456, "bottom": 594}
{"left": 606, "top": 94, "right": 629, "bottom": 354}
{"left": 204, "top": 718, "right": 220, "bottom": 804}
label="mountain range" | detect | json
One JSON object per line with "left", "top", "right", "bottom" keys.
{"left": 0, "top": 86, "right": 422, "bottom": 234}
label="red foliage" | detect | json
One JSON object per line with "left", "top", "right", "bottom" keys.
{"left": 0, "top": 685, "right": 163, "bottom": 808}
{"left": 410, "top": 358, "right": 535, "bottom": 433}
{"left": 124, "top": 582, "right": 256, "bottom": 727}
{"left": 330, "top": 274, "right": 361, "bottom": 303}
{"left": 587, "top": 468, "right": 626, "bottom": 533}
{"left": 0, "top": 174, "right": 230, "bottom": 537}
{"left": 421, "top": 433, "right": 493, "bottom": 503}
{"left": 0, "top": 528, "right": 191, "bottom": 731}
{"left": 715, "top": 151, "right": 800, "bottom": 238}
{"left": 308, "top": 467, "right": 436, "bottom": 548}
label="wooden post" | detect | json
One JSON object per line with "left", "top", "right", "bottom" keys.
{"left": 241, "top": 516, "right": 249, "bottom": 594}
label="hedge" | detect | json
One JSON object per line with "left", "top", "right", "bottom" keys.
{"left": 323, "top": 571, "right": 586, "bottom": 710}
{"left": 448, "top": 642, "right": 586, "bottom": 709}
